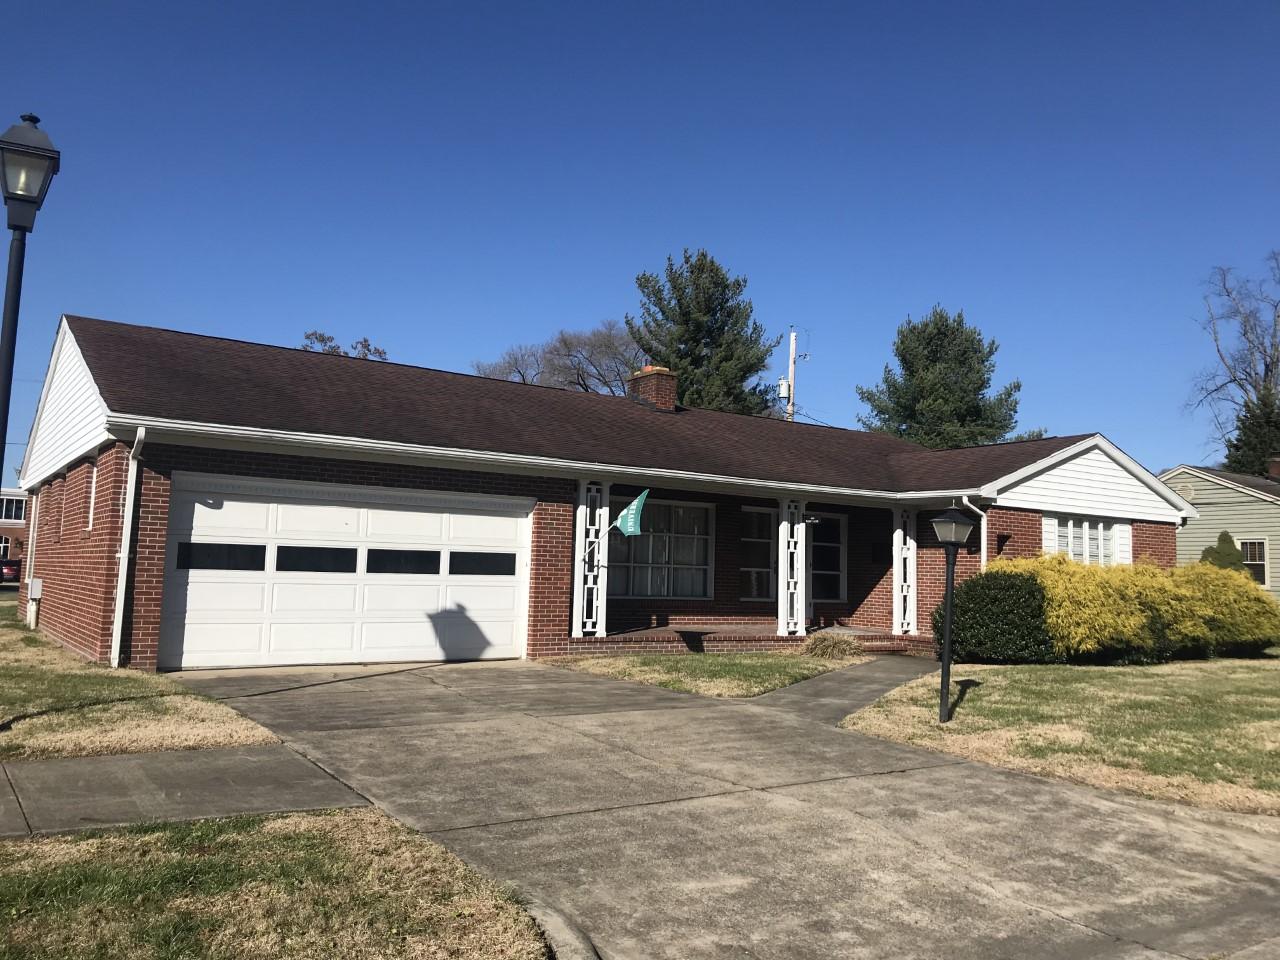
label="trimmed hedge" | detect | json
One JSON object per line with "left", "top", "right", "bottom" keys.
{"left": 933, "top": 555, "right": 1280, "bottom": 665}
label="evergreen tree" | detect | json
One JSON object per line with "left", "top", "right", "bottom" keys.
{"left": 1223, "top": 387, "right": 1280, "bottom": 476}
{"left": 625, "top": 249, "right": 780, "bottom": 415}
{"left": 856, "top": 306, "right": 1039, "bottom": 448}
{"left": 1200, "top": 531, "right": 1247, "bottom": 572}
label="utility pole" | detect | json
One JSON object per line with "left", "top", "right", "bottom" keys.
{"left": 785, "top": 330, "right": 797, "bottom": 421}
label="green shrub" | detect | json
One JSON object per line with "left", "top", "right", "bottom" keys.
{"left": 931, "top": 569, "right": 1058, "bottom": 663}
{"left": 1200, "top": 531, "right": 1247, "bottom": 572}
{"left": 939, "top": 555, "right": 1280, "bottom": 665}
{"left": 801, "top": 630, "right": 865, "bottom": 659}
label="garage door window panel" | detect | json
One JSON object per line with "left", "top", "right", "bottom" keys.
{"left": 367, "top": 548, "right": 441, "bottom": 575}
{"left": 276, "top": 545, "right": 358, "bottom": 573}
{"left": 176, "top": 542, "right": 267, "bottom": 571}
{"left": 448, "top": 551, "right": 517, "bottom": 576}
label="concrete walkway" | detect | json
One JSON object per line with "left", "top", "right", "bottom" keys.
{"left": 176, "top": 660, "right": 1280, "bottom": 960}
{"left": 752, "top": 654, "right": 938, "bottom": 724}
{"left": 0, "top": 744, "right": 366, "bottom": 837}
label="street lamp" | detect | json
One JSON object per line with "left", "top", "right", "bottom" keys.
{"left": 930, "top": 507, "right": 975, "bottom": 723}
{"left": 0, "top": 114, "right": 60, "bottom": 469}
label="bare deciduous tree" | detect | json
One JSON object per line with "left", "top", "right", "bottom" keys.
{"left": 474, "top": 319, "right": 644, "bottom": 395}
{"left": 1191, "top": 251, "right": 1280, "bottom": 444}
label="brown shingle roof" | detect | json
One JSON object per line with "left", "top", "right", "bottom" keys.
{"left": 1189, "top": 466, "right": 1280, "bottom": 502}
{"left": 66, "top": 316, "right": 1090, "bottom": 493}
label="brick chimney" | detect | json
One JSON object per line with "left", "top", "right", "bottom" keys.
{"left": 1268, "top": 456, "right": 1280, "bottom": 481}
{"left": 627, "top": 365, "right": 678, "bottom": 412}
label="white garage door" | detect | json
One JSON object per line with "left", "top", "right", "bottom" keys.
{"left": 159, "top": 474, "right": 533, "bottom": 669}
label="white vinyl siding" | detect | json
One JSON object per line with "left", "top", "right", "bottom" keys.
{"left": 740, "top": 506, "right": 777, "bottom": 601}
{"left": 20, "top": 326, "right": 111, "bottom": 488}
{"left": 999, "top": 448, "right": 1181, "bottom": 523}
{"left": 608, "top": 499, "right": 713, "bottom": 599}
{"left": 1043, "top": 514, "right": 1130, "bottom": 565}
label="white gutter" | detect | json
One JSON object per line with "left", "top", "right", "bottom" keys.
{"left": 961, "top": 495, "right": 988, "bottom": 569}
{"left": 102, "top": 413, "right": 983, "bottom": 506}
{"left": 108, "top": 427, "right": 146, "bottom": 668}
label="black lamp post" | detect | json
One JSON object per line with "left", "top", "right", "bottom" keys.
{"left": 0, "top": 114, "right": 60, "bottom": 471}
{"left": 930, "top": 507, "right": 975, "bottom": 723}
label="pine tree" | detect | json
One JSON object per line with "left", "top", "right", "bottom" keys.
{"left": 1223, "top": 387, "right": 1280, "bottom": 476}
{"left": 1200, "top": 531, "right": 1247, "bottom": 572}
{"left": 856, "top": 305, "right": 1038, "bottom": 449}
{"left": 625, "top": 250, "right": 781, "bottom": 415}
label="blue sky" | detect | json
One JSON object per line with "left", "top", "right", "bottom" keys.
{"left": 4, "top": 1, "right": 1277, "bottom": 481}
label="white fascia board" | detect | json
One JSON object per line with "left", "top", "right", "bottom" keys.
{"left": 1159, "top": 465, "right": 1280, "bottom": 508}
{"left": 980, "top": 434, "right": 1198, "bottom": 520}
{"left": 105, "top": 413, "right": 984, "bottom": 506}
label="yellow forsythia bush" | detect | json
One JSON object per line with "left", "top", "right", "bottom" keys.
{"left": 986, "top": 555, "right": 1279, "bottom": 662}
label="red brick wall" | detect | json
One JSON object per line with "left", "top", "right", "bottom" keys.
{"left": 20, "top": 443, "right": 130, "bottom": 663}
{"left": 1132, "top": 520, "right": 1177, "bottom": 567}
{"left": 915, "top": 509, "right": 982, "bottom": 637}
{"left": 626, "top": 368, "right": 678, "bottom": 411}
{"left": 986, "top": 506, "right": 1042, "bottom": 560}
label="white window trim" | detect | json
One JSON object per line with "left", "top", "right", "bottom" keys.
{"left": 608, "top": 497, "right": 716, "bottom": 600}
{"left": 740, "top": 505, "right": 778, "bottom": 602}
{"left": 1235, "top": 536, "right": 1269, "bottom": 589}
{"left": 808, "top": 511, "right": 848, "bottom": 604}
{"left": 0, "top": 536, "right": 9, "bottom": 560}
{"left": 1050, "top": 514, "right": 1122, "bottom": 566}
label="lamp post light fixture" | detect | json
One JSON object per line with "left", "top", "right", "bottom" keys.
{"left": 930, "top": 507, "right": 975, "bottom": 723}
{"left": 0, "top": 114, "right": 60, "bottom": 470}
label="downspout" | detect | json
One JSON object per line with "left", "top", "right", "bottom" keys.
{"left": 108, "top": 427, "right": 146, "bottom": 668}
{"left": 961, "top": 495, "right": 987, "bottom": 570}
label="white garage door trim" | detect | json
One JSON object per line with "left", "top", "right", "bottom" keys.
{"left": 159, "top": 472, "right": 535, "bottom": 669}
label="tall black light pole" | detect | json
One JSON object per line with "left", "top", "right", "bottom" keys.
{"left": 0, "top": 115, "right": 60, "bottom": 470}
{"left": 930, "top": 507, "right": 975, "bottom": 724}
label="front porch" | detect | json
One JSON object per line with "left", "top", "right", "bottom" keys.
{"left": 563, "top": 479, "right": 978, "bottom": 655}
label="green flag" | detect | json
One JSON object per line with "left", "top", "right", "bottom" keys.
{"left": 611, "top": 490, "right": 649, "bottom": 537}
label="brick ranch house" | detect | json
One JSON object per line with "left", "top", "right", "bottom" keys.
{"left": 17, "top": 316, "right": 1196, "bottom": 671}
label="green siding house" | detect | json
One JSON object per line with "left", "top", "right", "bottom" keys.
{"left": 1158, "top": 465, "right": 1280, "bottom": 600}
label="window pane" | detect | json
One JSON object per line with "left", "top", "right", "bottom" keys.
{"left": 367, "top": 549, "right": 440, "bottom": 574}
{"left": 15, "top": 500, "right": 24, "bottom": 521}
{"left": 812, "top": 544, "right": 842, "bottom": 573}
{"left": 673, "top": 506, "right": 708, "bottom": 535}
{"left": 449, "top": 551, "right": 517, "bottom": 576}
{"left": 740, "top": 569, "right": 774, "bottom": 599}
{"left": 673, "top": 535, "right": 707, "bottom": 566}
{"left": 648, "top": 505, "right": 673, "bottom": 533}
{"left": 276, "top": 546, "right": 357, "bottom": 573}
{"left": 178, "top": 542, "right": 266, "bottom": 571}
{"left": 741, "top": 539, "right": 773, "bottom": 569}
{"left": 1057, "top": 520, "right": 1070, "bottom": 555}
{"left": 648, "top": 534, "right": 671, "bottom": 564}
{"left": 609, "top": 529, "right": 630, "bottom": 562}
{"left": 608, "top": 567, "right": 630, "bottom": 595}
{"left": 1245, "top": 563, "right": 1266, "bottom": 585}
{"left": 812, "top": 572, "right": 842, "bottom": 601}
{"left": 812, "top": 517, "right": 841, "bottom": 544}
{"left": 742, "top": 510, "right": 774, "bottom": 540}
{"left": 673, "top": 567, "right": 707, "bottom": 597}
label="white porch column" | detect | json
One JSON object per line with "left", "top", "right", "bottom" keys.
{"left": 892, "top": 509, "right": 918, "bottom": 635}
{"left": 776, "top": 498, "right": 807, "bottom": 636}
{"left": 571, "top": 480, "right": 610, "bottom": 638}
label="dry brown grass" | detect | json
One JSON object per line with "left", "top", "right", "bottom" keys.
{"left": 549, "top": 651, "right": 868, "bottom": 698}
{"left": 843, "top": 660, "right": 1280, "bottom": 815}
{"left": 0, "top": 601, "right": 275, "bottom": 760}
{"left": 0, "top": 808, "right": 548, "bottom": 960}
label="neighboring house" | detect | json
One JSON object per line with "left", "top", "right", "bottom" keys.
{"left": 18, "top": 316, "right": 1195, "bottom": 670}
{"left": 0, "top": 487, "right": 27, "bottom": 565}
{"left": 1158, "top": 464, "right": 1280, "bottom": 600}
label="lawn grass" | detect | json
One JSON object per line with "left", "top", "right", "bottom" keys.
{"left": 843, "top": 658, "right": 1280, "bottom": 815}
{"left": 0, "top": 601, "right": 273, "bottom": 760}
{"left": 547, "top": 651, "right": 867, "bottom": 698}
{"left": 0, "top": 808, "right": 548, "bottom": 960}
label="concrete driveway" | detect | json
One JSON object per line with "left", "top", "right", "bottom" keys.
{"left": 180, "top": 661, "right": 1280, "bottom": 960}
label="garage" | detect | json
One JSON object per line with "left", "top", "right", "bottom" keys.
{"left": 159, "top": 474, "right": 532, "bottom": 669}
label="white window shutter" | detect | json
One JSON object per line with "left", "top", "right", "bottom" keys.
{"left": 1041, "top": 515, "right": 1058, "bottom": 554}
{"left": 1114, "top": 522, "right": 1132, "bottom": 565}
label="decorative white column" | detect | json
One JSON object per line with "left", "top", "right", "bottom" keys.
{"left": 571, "top": 480, "right": 610, "bottom": 637}
{"left": 892, "top": 509, "right": 918, "bottom": 635}
{"left": 776, "top": 498, "right": 807, "bottom": 636}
